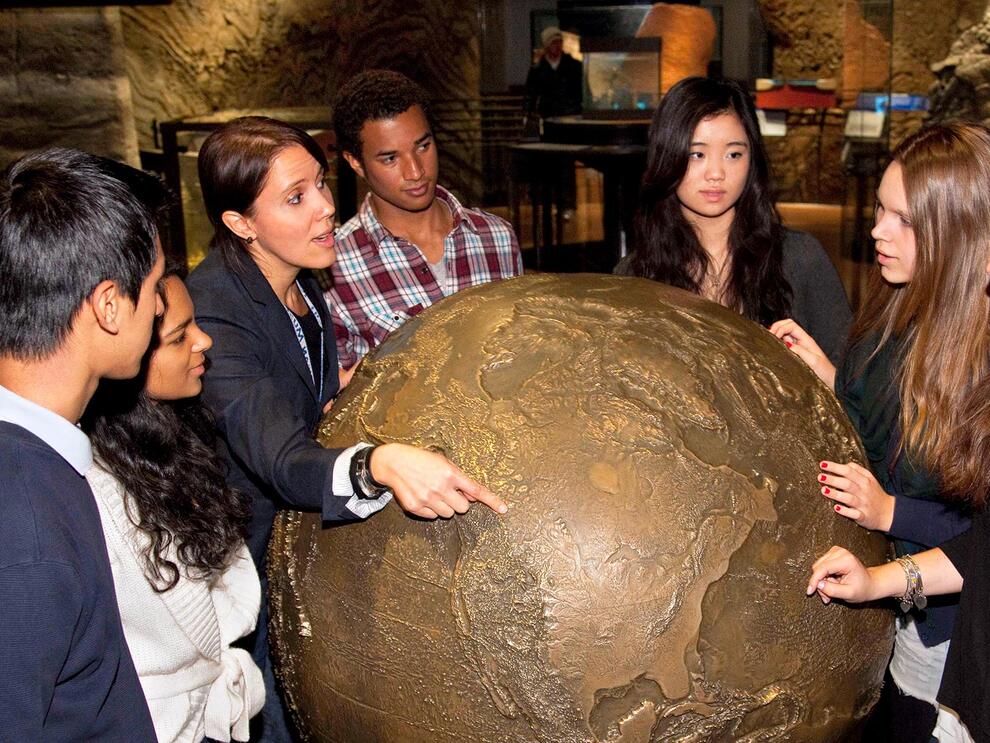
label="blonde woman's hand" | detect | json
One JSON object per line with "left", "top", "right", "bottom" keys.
{"left": 806, "top": 546, "right": 878, "bottom": 604}
{"left": 818, "top": 460, "right": 895, "bottom": 532}
{"left": 768, "top": 318, "right": 836, "bottom": 389}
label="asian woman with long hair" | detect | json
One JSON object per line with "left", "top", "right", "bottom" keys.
{"left": 617, "top": 76, "right": 851, "bottom": 362}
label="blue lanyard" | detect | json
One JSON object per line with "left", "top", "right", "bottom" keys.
{"left": 283, "top": 280, "right": 324, "bottom": 399}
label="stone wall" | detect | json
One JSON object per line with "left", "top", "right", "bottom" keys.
{"left": 890, "top": 0, "right": 986, "bottom": 141}
{"left": 120, "top": 0, "right": 481, "bottom": 148}
{"left": 0, "top": 7, "right": 139, "bottom": 167}
{"left": 929, "top": 2, "right": 990, "bottom": 123}
{"left": 757, "top": 0, "right": 986, "bottom": 203}
{"left": 0, "top": 1, "right": 482, "bottom": 204}
{"left": 120, "top": 0, "right": 484, "bottom": 254}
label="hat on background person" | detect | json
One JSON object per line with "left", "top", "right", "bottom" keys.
{"left": 541, "top": 26, "right": 563, "bottom": 47}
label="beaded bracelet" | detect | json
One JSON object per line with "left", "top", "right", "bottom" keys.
{"left": 895, "top": 555, "right": 927, "bottom": 612}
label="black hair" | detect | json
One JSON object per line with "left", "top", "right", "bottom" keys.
{"left": 0, "top": 148, "right": 164, "bottom": 359}
{"left": 332, "top": 69, "right": 432, "bottom": 160}
{"left": 197, "top": 116, "right": 329, "bottom": 272}
{"left": 628, "top": 76, "right": 791, "bottom": 326}
{"left": 83, "top": 266, "right": 250, "bottom": 592}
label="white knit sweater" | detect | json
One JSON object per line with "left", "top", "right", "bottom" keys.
{"left": 88, "top": 463, "right": 264, "bottom": 743}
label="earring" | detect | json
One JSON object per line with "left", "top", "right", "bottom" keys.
{"left": 245, "top": 236, "right": 255, "bottom": 244}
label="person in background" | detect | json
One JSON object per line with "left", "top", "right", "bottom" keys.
{"left": 617, "top": 76, "right": 851, "bottom": 363}
{"left": 524, "top": 26, "right": 583, "bottom": 218}
{"left": 524, "top": 26, "right": 583, "bottom": 124}
{"left": 0, "top": 148, "right": 164, "bottom": 740}
{"left": 775, "top": 122, "right": 990, "bottom": 742}
{"left": 328, "top": 69, "right": 522, "bottom": 371}
{"left": 84, "top": 267, "right": 263, "bottom": 743}
{"left": 188, "top": 116, "right": 508, "bottom": 741}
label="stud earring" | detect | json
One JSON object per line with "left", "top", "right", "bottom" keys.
{"left": 245, "top": 236, "right": 255, "bottom": 244}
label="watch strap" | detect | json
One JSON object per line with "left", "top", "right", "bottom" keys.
{"left": 350, "top": 445, "right": 389, "bottom": 499}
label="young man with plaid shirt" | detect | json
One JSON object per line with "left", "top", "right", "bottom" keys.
{"left": 326, "top": 69, "right": 523, "bottom": 371}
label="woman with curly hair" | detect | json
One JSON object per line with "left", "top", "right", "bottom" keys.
{"left": 616, "top": 76, "right": 851, "bottom": 362}
{"left": 83, "top": 267, "right": 262, "bottom": 743}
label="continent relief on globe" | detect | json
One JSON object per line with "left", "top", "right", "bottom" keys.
{"left": 269, "top": 274, "right": 893, "bottom": 743}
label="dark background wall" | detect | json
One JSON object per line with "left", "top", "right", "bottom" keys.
{"left": 1, "top": 8, "right": 139, "bottom": 166}
{"left": 119, "top": 0, "right": 481, "bottom": 150}
{"left": 0, "top": 0, "right": 482, "bottom": 170}
{"left": 3, "top": 0, "right": 990, "bottom": 205}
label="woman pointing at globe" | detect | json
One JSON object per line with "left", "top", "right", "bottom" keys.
{"left": 186, "top": 116, "right": 507, "bottom": 740}
{"left": 773, "top": 122, "right": 990, "bottom": 742}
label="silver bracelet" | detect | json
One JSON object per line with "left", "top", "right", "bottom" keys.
{"left": 895, "top": 555, "right": 927, "bottom": 612}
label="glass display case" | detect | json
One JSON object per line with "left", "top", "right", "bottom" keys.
{"left": 581, "top": 37, "right": 661, "bottom": 117}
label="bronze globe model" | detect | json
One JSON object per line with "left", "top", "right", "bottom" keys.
{"left": 270, "top": 274, "right": 892, "bottom": 742}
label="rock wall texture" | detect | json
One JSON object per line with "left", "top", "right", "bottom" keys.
{"left": 891, "top": 0, "right": 986, "bottom": 142}
{"left": 757, "top": 0, "right": 845, "bottom": 81}
{"left": 120, "top": 0, "right": 485, "bottom": 228}
{"left": 756, "top": 0, "right": 986, "bottom": 203}
{"left": 119, "top": 0, "right": 481, "bottom": 148}
{"left": 0, "top": 2, "right": 482, "bottom": 199}
{"left": 929, "top": 3, "right": 990, "bottom": 124}
{"left": 0, "top": 8, "right": 139, "bottom": 167}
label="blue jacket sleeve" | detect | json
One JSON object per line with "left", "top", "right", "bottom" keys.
{"left": 888, "top": 494, "right": 972, "bottom": 548}
{"left": 0, "top": 562, "right": 81, "bottom": 737}
{"left": 196, "top": 312, "right": 353, "bottom": 521}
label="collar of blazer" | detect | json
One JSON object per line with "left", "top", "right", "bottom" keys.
{"left": 236, "top": 256, "right": 334, "bottom": 405}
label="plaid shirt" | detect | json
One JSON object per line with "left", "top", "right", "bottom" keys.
{"left": 326, "top": 186, "right": 522, "bottom": 369}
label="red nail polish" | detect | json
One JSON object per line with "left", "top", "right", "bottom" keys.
{"left": 834, "top": 504, "right": 841, "bottom": 512}
{"left": 818, "top": 474, "right": 827, "bottom": 482}
{"left": 823, "top": 487, "right": 831, "bottom": 494}
{"left": 820, "top": 462, "right": 828, "bottom": 469}
{"left": 786, "top": 341, "right": 793, "bottom": 348}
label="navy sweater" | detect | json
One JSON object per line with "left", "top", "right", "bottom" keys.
{"left": 0, "top": 423, "right": 155, "bottom": 741}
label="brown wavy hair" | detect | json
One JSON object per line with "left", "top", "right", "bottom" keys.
{"left": 83, "top": 266, "right": 251, "bottom": 591}
{"left": 849, "top": 122, "right": 990, "bottom": 506}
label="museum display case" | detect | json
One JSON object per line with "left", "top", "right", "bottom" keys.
{"left": 580, "top": 37, "right": 661, "bottom": 117}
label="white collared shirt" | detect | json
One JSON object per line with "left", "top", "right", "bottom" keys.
{"left": 0, "top": 384, "right": 92, "bottom": 475}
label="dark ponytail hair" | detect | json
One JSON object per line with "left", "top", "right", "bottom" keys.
{"left": 197, "top": 116, "right": 329, "bottom": 272}
{"left": 83, "top": 266, "right": 251, "bottom": 591}
{"left": 628, "top": 76, "right": 791, "bottom": 326}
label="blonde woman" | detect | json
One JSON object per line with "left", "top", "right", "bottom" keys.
{"left": 772, "top": 122, "right": 990, "bottom": 742}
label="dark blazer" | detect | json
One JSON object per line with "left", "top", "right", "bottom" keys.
{"left": 187, "top": 250, "right": 348, "bottom": 569}
{"left": 0, "top": 423, "right": 155, "bottom": 741}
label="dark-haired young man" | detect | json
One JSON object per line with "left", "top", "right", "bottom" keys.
{"left": 0, "top": 149, "right": 165, "bottom": 740}
{"left": 326, "top": 69, "right": 522, "bottom": 369}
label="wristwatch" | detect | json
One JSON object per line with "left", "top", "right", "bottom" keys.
{"left": 350, "top": 445, "right": 389, "bottom": 500}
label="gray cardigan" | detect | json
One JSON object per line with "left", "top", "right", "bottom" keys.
{"left": 614, "top": 229, "right": 852, "bottom": 363}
